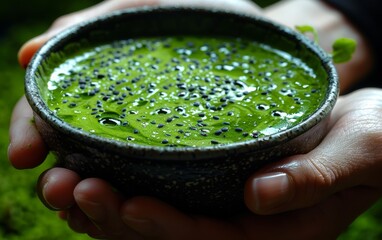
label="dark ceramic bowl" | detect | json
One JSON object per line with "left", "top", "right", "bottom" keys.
{"left": 25, "top": 7, "right": 338, "bottom": 215}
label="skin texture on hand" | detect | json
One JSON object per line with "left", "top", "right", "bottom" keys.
{"left": 8, "top": 0, "right": 382, "bottom": 239}
{"left": 264, "top": 0, "right": 374, "bottom": 93}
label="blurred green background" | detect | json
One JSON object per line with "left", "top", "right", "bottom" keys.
{"left": 0, "top": 0, "right": 381, "bottom": 239}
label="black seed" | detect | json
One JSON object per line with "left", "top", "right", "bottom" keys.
{"left": 211, "top": 140, "right": 219, "bottom": 144}
{"left": 166, "top": 117, "right": 173, "bottom": 123}
{"left": 178, "top": 92, "right": 187, "bottom": 97}
{"left": 235, "top": 128, "right": 243, "bottom": 132}
{"left": 69, "top": 103, "right": 77, "bottom": 108}
{"left": 256, "top": 104, "right": 267, "bottom": 110}
{"left": 176, "top": 123, "right": 184, "bottom": 127}
{"left": 272, "top": 110, "right": 284, "bottom": 117}
{"left": 97, "top": 74, "right": 105, "bottom": 79}
{"left": 213, "top": 116, "right": 220, "bottom": 120}
{"left": 198, "top": 113, "right": 205, "bottom": 117}
{"left": 227, "top": 111, "right": 234, "bottom": 116}
{"left": 252, "top": 131, "right": 259, "bottom": 138}
{"left": 242, "top": 132, "right": 249, "bottom": 137}
{"left": 223, "top": 122, "right": 230, "bottom": 125}
{"left": 221, "top": 127, "right": 229, "bottom": 132}
{"left": 193, "top": 102, "right": 200, "bottom": 107}
{"left": 162, "top": 139, "right": 169, "bottom": 144}
{"left": 189, "top": 126, "right": 197, "bottom": 131}
{"left": 157, "top": 108, "right": 171, "bottom": 114}
{"left": 215, "top": 130, "right": 222, "bottom": 136}
{"left": 157, "top": 124, "right": 165, "bottom": 128}
{"left": 134, "top": 129, "right": 139, "bottom": 134}
{"left": 150, "top": 120, "right": 156, "bottom": 124}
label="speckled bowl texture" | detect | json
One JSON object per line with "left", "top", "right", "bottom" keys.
{"left": 25, "top": 7, "right": 338, "bottom": 215}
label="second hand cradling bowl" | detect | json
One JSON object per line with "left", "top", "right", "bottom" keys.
{"left": 25, "top": 6, "right": 338, "bottom": 215}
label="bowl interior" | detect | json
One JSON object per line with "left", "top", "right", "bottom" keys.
{"left": 26, "top": 7, "right": 338, "bottom": 160}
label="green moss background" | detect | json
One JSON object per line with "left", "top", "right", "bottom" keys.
{"left": 0, "top": 0, "right": 381, "bottom": 239}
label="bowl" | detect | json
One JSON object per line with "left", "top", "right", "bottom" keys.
{"left": 25, "top": 6, "right": 338, "bottom": 215}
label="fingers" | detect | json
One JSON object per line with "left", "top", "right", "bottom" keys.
{"left": 37, "top": 167, "right": 82, "bottom": 210}
{"left": 240, "top": 187, "right": 380, "bottom": 240}
{"left": 17, "top": 0, "right": 156, "bottom": 67}
{"left": 245, "top": 88, "right": 382, "bottom": 215}
{"left": 72, "top": 178, "right": 144, "bottom": 239}
{"left": 120, "top": 188, "right": 379, "bottom": 240}
{"left": 8, "top": 96, "right": 48, "bottom": 169}
{"left": 120, "top": 197, "right": 245, "bottom": 240}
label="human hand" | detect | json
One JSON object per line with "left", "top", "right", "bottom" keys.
{"left": 38, "top": 88, "right": 382, "bottom": 239}
{"left": 11, "top": 1, "right": 382, "bottom": 239}
{"left": 9, "top": 0, "right": 261, "bottom": 166}
{"left": 8, "top": 0, "right": 263, "bottom": 239}
{"left": 263, "top": 0, "right": 374, "bottom": 93}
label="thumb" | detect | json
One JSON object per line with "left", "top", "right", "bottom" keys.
{"left": 18, "top": 35, "right": 49, "bottom": 68}
{"left": 245, "top": 88, "right": 382, "bottom": 215}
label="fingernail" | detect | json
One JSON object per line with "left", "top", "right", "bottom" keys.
{"left": 40, "top": 182, "right": 60, "bottom": 211}
{"left": 252, "top": 172, "right": 293, "bottom": 213}
{"left": 122, "top": 215, "right": 156, "bottom": 236}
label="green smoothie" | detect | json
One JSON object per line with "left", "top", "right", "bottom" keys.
{"left": 42, "top": 36, "right": 327, "bottom": 147}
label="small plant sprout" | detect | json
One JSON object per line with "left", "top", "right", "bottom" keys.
{"left": 296, "top": 25, "right": 357, "bottom": 63}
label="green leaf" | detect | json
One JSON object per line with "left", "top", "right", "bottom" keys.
{"left": 295, "top": 25, "right": 319, "bottom": 43}
{"left": 332, "top": 38, "right": 357, "bottom": 63}
{"left": 295, "top": 25, "right": 357, "bottom": 64}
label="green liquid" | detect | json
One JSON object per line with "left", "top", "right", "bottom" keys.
{"left": 44, "top": 36, "right": 326, "bottom": 147}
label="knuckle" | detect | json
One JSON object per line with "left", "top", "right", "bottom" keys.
{"left": 51, "top": 13, "right": 83, "bottom": 30}
{"left": 51, "top": 15, "right": 71, "bottom": 28}
{"left": 305, "top": 156, "right": 339, "bottom": 189}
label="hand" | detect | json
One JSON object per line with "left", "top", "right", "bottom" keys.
{"left": 9, "top": 0, "right": 382, "bottom": 239}
{"left": 263, "top": 0, "right": 374, "bottom": 93}
{"left": 36, "top": 88, "right": 382, "bottom": 239}
{"left": 8, "top": 0, "right": 262, "bottom": 239}
{"left": 10, "top": 0, "right": 261, "bottom": 166}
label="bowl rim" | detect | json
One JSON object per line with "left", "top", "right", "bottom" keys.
{"left": 25, "top": 6, "right": 339, "bottom": 161}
